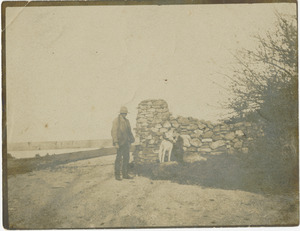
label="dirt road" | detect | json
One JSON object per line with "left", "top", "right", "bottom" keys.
{"left": 7, "top": 155, "right": 298, "bottom": 229}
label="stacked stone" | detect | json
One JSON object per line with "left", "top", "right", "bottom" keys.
{"left": 174, "top": 116, "right": 205, "bottom": 153}
{"left": 135, "top": 99, "right": 171, "bottom": 164}
{"left": 175, "top": 119, "right": 257, "bottom": 156}
{"left": 134, "top": 99, "right": 262, "bottom": 164}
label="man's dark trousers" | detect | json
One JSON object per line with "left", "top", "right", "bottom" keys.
{"left": 115, "top": 144, "right": 130, "bottom": 177}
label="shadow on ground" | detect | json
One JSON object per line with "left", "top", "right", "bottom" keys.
{"left": 134, "top": 152, "right": 298, "bottom": 195}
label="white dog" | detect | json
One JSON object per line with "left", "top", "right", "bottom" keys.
{"left": 158, "top": 131, "right": 177, "bottom": 163}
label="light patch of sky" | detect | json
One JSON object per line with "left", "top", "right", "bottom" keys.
{"left": 5, "top": 3, "right": 296, "bottom": 142}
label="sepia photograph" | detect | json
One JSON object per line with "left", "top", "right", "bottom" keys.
{"left": 2, "top": 0, "right": 299, "bottom": 229}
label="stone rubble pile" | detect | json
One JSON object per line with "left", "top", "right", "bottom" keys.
{"left": 134, "top": 99, "right": 261, "bottom": 164}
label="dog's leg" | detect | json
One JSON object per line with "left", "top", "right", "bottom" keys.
{"left": 162, "top": 148, "right": 166, "bottom": 163}
{"left": 158, "top": 144, "right": 163, "bottom": 163}
{"left": 168, "top": 146, "right": 173, "bottom": 162}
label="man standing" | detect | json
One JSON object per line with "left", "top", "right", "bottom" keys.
{"left": 111, "top": 106, "right": 135, "bottom": 181}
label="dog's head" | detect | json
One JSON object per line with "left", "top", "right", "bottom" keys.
{"left": 164, "top": 128, "right": 180, "bottom": 143}
{"left": 170, "top": 135, "right": 178, "bottom": 144}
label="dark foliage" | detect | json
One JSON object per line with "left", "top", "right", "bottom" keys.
{"left": 226, "top": 13, "right": 298, "bottom": 192}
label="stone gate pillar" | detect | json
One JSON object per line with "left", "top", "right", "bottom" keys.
{"left": 134, "top": 99, "right": 171, "bottom": 164}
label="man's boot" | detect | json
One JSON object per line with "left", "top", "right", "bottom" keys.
{"left": 123, "top": 175, "right": 133, "bottom": 179}
{"left": 115, "top": 175, "right": 122, "bottom": 181}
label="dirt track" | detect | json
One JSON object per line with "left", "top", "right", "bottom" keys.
{"left": 7, "top": 155, "right": 298, "bottom": 229}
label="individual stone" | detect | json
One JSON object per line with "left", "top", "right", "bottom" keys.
{"left": 139, "top": 105, "right": 149, "bottom": 110}
{"left": 206, "top": 121, "right": 213, "bottom": 128}
{"left": 201, "top": 144, "right": 211, "bottom": 150}
{"left": 224, "top": 132, "right": 235, "bottom": 140}
{"left": 234, "top": 141, "right": 243, "bottom": 149}
{"left": 190, "top": 138, "right": 202, "bottom": 147}
{"left": 169, "top": 116, "right": 175, "bottom": 120}
{"left": 155, "top": 124, "right": 162, "bottom": 129}
{"left": 194, "top": 129, "right": 204, "bottom": 137}
{"left": 227, "top": 148, "right": 235, "bottom": 154}
{"left": 242, "top": 147, "right": 249, "bottom": 153}
{"left": 245, "top": 122, "right": 252, "bottom": 127}
{"left": 204, "top": 127, "right": 211, "bottom": 132}
{"left": 202, "top": 138, "right": 213, "bottom": 143}
{"left": 148, "top": 108, "right": 156, "bottom": 112}
{"left": 220, "top": 125, "right": 229, "bottom": 130}
{"left": 213, "top": 126, "right": 221, "bottom": 132}
{"left": 235, "top": 130, "right": 245, "bottom": 137}
{"left": 180, "top": 135, "right": 191, "bottom": 147}
{"left": 184, "top": 153, "right": 207, "bottom": 163}
{"left": 197, "top": 122, "right": 206, "bottom": 130}
{"left": 163, "top": 121, "right": 172, "bottom": 128}
{"left": 212, "top": 135, "right": 223, "bottom": 141}
{"left": 233, "top": 138, "right": 240, "bottom": 143}
{"left": 198, "top": 148, "right": 212, "bottom": 153}
{"left": 161, "top": 113, "right": 170, "bottom": 120}
{"left": 210, "top": 140, "right": 226, "bottom": 150}
{"left": 145, "top": 113, "right": 154, "bottom": 118}
{"left": 171, "top": 121, "right": 179, "bottom": 128}
{"left": 153, "top": 99, "right": 167, "bottom": 106}
{"left": 234, "top": 122, "right": 244, "bottom": 128}
{"left": 153, "top": 118, "right": 163, "bottom": 124}
{"left": 210, "top": 151, "right": 223, "bottom": 155}
{"left": 188, "top": 147, "right": 198, "bottom": 152}
{"left": 159, "top": 108, "right": 169, "bottom": 113}
{"left": 177, "top": 116, "right": 190, "bottom": 125}
{"left": 137, "top": 118, "right": 148, "bottom": 123}
{"left": 190, "top": 133, "right": 198, "bottom": 138}
{"left": 134, "top": 137, "right": 140, "bottom": 144}
{"left": 187, "top": 124, "right": 198, "bottom": 130}
{"left": 151, "top": 127, "right": 159, "bottom": 133}
{"left": 203, "top": 131, "right": 213, "bottom": 138}
{"left": 159, "top": 128, "right": 168, "bottom": 133}
{"left": 146, "top": 135, "right": 153, "bottom": 140}
{"left": 149, "top": 139, "right": 155, "bottom": 144}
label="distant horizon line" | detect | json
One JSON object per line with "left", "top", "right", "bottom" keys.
{"left": 7, "top": 139, "right": 113, "bottom": 151}
{"left": 7, "top": 138, "right": 112, "bottom": 145}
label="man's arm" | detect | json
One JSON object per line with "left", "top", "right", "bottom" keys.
{"left": 127, "top": 121, "right": 135, "bottom": 143}
{"left": 111, "top": 118, "right": 119, "bottom": 146}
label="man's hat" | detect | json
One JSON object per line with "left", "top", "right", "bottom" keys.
{"left": 120, "top": 106, "right": 128, "bottom": 114}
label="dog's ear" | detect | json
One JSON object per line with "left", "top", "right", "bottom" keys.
{"left": 173, "top": 136, "right": 178, "bottom": 142}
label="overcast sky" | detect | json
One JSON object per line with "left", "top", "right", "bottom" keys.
{"left": 6, "top": 3, "right": 296, "bottom": 143}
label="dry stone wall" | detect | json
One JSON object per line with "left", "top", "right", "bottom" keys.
{"left": 134, "top": 99, "right": 261, "bottom": 164}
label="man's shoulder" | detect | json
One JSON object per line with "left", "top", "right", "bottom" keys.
{"left": 112, "top": 117, "right": 119, "bottom": 124}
